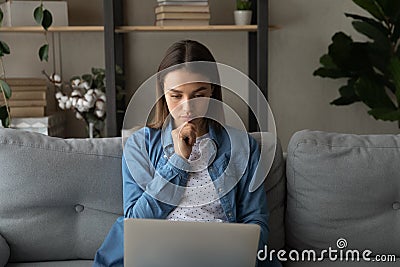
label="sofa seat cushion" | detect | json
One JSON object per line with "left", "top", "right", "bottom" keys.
{"left": 0, "top": 129, "right": 124, "bottom": 262}
{"left": 283, "top": 258, "right": 400, "bottom": 267}
{"left": 0, "top": 233, "right": 10, "bottom": 266}
{"left": 286, "top": 130, "right": 400, "bottom": 258}
{"left": 6, "top": 260, "right": 93, "bottom": 267}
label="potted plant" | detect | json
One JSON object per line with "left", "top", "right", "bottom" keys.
{"left": 314, "top": 0, "right": 400, "bottom": 128}
{"left": 0, "top": 3, "right": 11, "bottom": 127}
{"left": 234, "top": 0, "right": 252, "bottom": 25}
{"left": 0, "top": 0, "right": 53, "bottom": 128}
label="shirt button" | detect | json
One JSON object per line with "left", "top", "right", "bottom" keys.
{"left": 218, "top": 188, "right": 222, "bottom": 193}
{"left": 393, "top": 202, "right": 400, "bottom": 210}
{"left": 228, "top": 212, "right": 232, "bottom": 217}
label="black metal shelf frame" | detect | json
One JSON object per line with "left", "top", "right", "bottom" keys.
{"left": 103, "top": 0, "right": 268, "bottom": 136}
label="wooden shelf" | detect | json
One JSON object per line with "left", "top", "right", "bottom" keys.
{"left": 0, "top": 26, "right": 104, "bottom": 32}
{"left": 0, "top": 25, "right": 280, "bottom": 33}
{"left": 116, "top": 25, "right": 258, "bottom": 32}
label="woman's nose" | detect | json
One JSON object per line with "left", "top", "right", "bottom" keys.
{"left": 181, "top": 99, "right": 191, "bottom": 112}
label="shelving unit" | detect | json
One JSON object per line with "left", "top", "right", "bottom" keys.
{"left": 1, "top": 0, "right": 272, "bottom": 137}
{"left": 104, "top": 0, "right": 270, "bottom": 136}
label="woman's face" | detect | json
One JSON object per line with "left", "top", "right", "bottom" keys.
{"left": 163, "top": 69, "right": 213, "bottom": 128}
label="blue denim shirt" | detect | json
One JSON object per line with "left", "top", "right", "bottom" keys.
{"left": 94, "top": 122, "right": 280, "bottom": 267}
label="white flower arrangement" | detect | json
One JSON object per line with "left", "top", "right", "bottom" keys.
{"left": 44, "top": 68, "right": 107, "bottom": 137}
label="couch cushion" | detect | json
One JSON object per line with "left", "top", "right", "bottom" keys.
{"left": 0, "top": 233, "right": 10, "bottom": 266}
{"left": 0, "top": 129, "right": 123, "bottom": 262}
{"left": 250, "top": 132, "right": 286, "bottom": 250}
{"left": 6, "top": 260, "right": 93, "bottom": 267}
{"left": 286, "top": 130, "right": 400, "bottom": 258}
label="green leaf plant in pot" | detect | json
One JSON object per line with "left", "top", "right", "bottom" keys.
{"left": 234, "top": 0, "right": 252, "bottom": 25}
{"left": 0, "top": 3, "right": 11, "bottom": 127}
{"left": 314, "top": 0, "right": 400, "bottom": 128}
{"left": 0, "top": 1, "right": 53, "bottom": 128}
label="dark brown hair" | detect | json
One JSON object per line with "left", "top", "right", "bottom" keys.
{"left": 147, "top": 40, "right": 224, "bottom": 129}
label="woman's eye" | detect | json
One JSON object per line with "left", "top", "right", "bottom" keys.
{"left": 194, "top": 94, "right": 205, "bottom": 98}
{"left": 171, "top": 95, "right": 181, "bottom": 99}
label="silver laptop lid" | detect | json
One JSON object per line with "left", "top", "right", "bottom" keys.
{"left": 124, "top": 218, "right": 260, "bottom": 267}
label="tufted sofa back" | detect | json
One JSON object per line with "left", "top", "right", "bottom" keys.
{"left": 0, "top": 129, "right": 124, "bottom": 263}
{"left": 0, "top": 129, "right": 285, "bottom": 265}
{"left": 285, "top": 130, "right": 400, "bottom": 266}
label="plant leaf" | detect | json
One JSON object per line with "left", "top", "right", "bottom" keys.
{"left": 345, "top": 13, "right": 389, "bottom": 35}
{"left": 42, "top": 10, "right": 53, "bottom": 30}
{"left": 0, "top": 7, "right": 3, "bottom": 25}
{"left": 368, "top": 107, "right": 400, "bottom": 121}
{"left": 116, "top": 65, "right": 123, "bottom": 75}
{"left": 39, "top": 44, "right": 49, "bottom": 61}
{"left": 319, "top": 54, "right": 337, "bottom": 69}
{"left": 33, "top": 6, "right": 43, "bottom": 25}
{"left": 313, "top": 67, "right": 350, "bottom": 79}
{"left": 328, "top": 32, "right": 370, "bottom": 72}
{"left": 366, "top": 42, "right": 391, "bottom": 74}
{"left": 0, "top": 41, "right": 10, "bottom": 55}
{"left": 375, "top": 0, "right": 400, "bottom": 22}
{"left": 331, "top": 79, "right": 360, "bottom": 105}
{"left": 354, "top": 76, "right": 396, "bottom": 109}
{"left": 388, "top": 57, "right": 400, "bottom": 105}
{"left": 0, "top": 105, "right": 10, "bottom": 128}
{"left": 0, "top": 79, "right": 12, "bottom": 99}
{"left": 82, "top": 74, "right": 93, "bottom": 85}
{"left": 92, "top": 67, "right": 104, "bottom": 75}
{"left": 352, "top": 0, "right": 385, "bottom": 21}
{"left": 392, "top": 18, "right": 400, "bottom": 45}
{"left": 331, "top": 96, "right": 359, "bottom": 105}
{"left": 352, "top": 21, "right": 390, "bottom": 47}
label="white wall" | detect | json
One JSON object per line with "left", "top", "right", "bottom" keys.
{"left": 269, "top": 0, "right": 399, "bottom": 149}
{"left": 2, "top": 0, "right": 399, "bottom": 144}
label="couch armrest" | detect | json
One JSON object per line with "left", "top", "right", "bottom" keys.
{"left": 0, "top": 233, "right": 10, "bottom": 266}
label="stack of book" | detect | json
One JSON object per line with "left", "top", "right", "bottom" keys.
{"left": 0, "top": 78, "right": 55, "bottom": 118}
{"left": 155, "top": 0, "right": 210, "bottom": 26}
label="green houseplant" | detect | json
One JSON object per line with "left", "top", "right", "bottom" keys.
{"left": 0, "top": 3, "right": 11, "bottom": 127}
{"left": 314, "top": 0, "right": 400, "bottom": 128}
{"left": 236, "top": 0, "right": 251, "bottom": 10}
{"left": 234, "top": 0, "right": 252, "bottom": 25}
{"left": 0, "top": 0, "right": 53, "bottom": 127}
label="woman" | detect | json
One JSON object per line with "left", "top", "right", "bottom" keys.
{"left": 94, "top": 40, "right": 277, "bottom": 267}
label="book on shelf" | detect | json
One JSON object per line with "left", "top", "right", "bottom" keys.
{"left": 158, "top": 0, "right": 208, "bottom": 2}
{"left": 156, "top": 19, "right": 209, "bottom": 26}
{"left": 155, "top": 5, "right": 210, "bottom": 13}
{"left": 156, "top": 12, "right": 210, "bottom": 20}
{"left": 1, "top": 99, "right": 47, "bottom": 107}
{"left": 7, "top": 91, "right": 46, "bottom": 100}
{"left": 8, "top": 85, "right": 48, "bottom": 92}
{"left": 8, "top": 106, "right": 46, "bottom": 117}
{"left": 158, "top": 1, "right": 209, "bottom": 6}
{"left": 4, "top": 78, "right": 47, "bottom": 86}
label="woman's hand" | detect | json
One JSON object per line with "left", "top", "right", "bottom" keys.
{"left": 171, "top": 122, "right": 197, "bottom": 159}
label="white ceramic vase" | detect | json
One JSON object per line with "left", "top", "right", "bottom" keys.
{"left": 234, "top": 10, "right": 252, "bottom": 25}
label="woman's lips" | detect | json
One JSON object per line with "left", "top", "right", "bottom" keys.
{"left": 181, "top": 116, "right": 194, "bottom": 122}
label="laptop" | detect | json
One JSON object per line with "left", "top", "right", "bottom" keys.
{"left": 124, "top": 218, "right": 261, "bottom": 267}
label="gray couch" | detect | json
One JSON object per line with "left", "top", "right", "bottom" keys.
{"left": 0, "top": 128, "right": 399, "bottom": 266}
